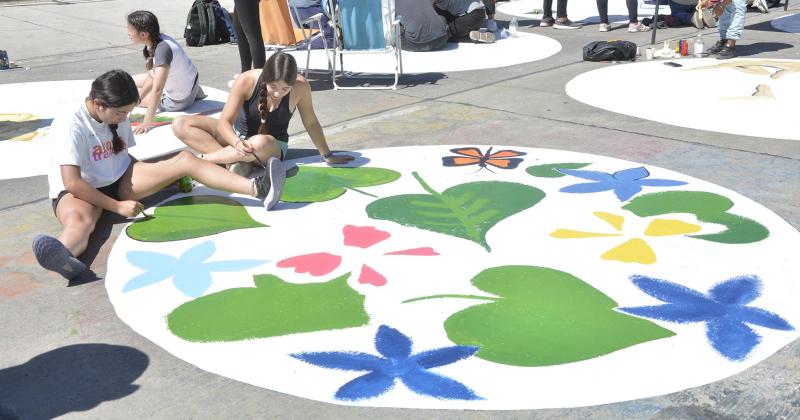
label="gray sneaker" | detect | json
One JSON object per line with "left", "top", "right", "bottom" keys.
{"left": 553, "top": 19, "right": 582, "bottom": 29}
{"left": 32, "top": 234, "right": 86, "bottom": 279}
{"left": 254, "top": 157, "right": 285, "bottom": 210}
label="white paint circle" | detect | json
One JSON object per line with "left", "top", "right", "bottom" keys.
{"left": 0, "top": 80, "right": 228, "bottom": 180}
{"left": 497, "top": 0, "right": 652, "bottom": 23}
{"left": 771, "top": 13, "right": 800, "bottom": 34}
{"left": 280, "top": 32, "right": 561, "bottom": 74}
{"left": 105, "top": 145, "right": 800, "bottom": 409}
{"left": 566, "top": 58, "right": 800, "bottom": 141}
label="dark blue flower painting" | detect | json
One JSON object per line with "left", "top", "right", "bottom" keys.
{"left": 292, "top": 325, "right": 481, "bottom": 401}
{"left": 619, "top": 275, "right": 794, "bottom": 361}
{"left": 558, "top": 166, "right": 687, "bottom": 201}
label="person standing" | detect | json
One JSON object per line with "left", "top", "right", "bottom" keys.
{"left": 540, "top": 0, "right": 582, "bottom": 29}
{"left": 233, "top": 0, "right": 266, "bottom": 73}
{"left": 596, "top": 0, "right": 650, "bottom": 32}
{"left": 705, "top": 0, "right": 747, "bottom": 59}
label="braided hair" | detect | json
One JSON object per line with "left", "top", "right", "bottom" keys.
{"left": 89, "top": 70, "right": 140, "bottom": 154}
{"left": 258, "top": 53, "right": 298, "bottom": 135}
{"left": 127, "top": 10, "right": 162, "bottom": 71}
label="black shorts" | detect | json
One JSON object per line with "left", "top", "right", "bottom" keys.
{"left": 51, "top": 177, "right": 123, "bottom": 216}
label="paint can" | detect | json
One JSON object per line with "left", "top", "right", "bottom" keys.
{"left": 0, "top": 50, "right": 9, "bottom": 70}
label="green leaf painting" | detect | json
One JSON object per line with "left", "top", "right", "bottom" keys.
{"left": 366, "top": 172, "right": 545, "bottom": 252}
{"left": 168, "top": 273, "right": 369, "bottom": 342}
{"left": 623, "top": 191, "right": 769, "bottom": 244}
{"left": 526, "top": 162, "right": 591, "bottom": 178}
{"left": 406, "top": 266, "right": 675, "bottom": 366}
{"left": 281, "top": 166, "right": 401, "bottom": 202}
{"left": 126, "top": 195, "right": 267, "bottom": 242}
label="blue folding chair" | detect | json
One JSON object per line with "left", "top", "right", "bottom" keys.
{"left": 328, "top": 0, "right": 403, "bottom": 90}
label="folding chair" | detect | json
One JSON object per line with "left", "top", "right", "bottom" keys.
{"left": 258, "top": 0, "right": 332, "bottom": 76}
{"left": 327, "top": 0, "right": 403, "bottom": 90}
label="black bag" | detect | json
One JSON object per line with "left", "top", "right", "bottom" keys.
{"left": 583, "top": 40, "right": 638, "bottom": 62}
{"left": 184, "top": 0, "right": 230, "bottom": 47}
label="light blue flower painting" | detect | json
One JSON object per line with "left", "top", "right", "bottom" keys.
{"left": 124, "top": 240, "right": 268, "bottom": 297}
{"left": 292, "top": 325, "right": 481, "bottom": 401}
{"left": 619, "top": 275, "right": 794, "bottom": 361}
{"left": 558, "top": 166, "right": 687, "bottom": 201}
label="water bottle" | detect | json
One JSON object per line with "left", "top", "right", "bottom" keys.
{"left": 694, "top": 35, "right": 704, "bottom": 57}
{"left": 509, "top": 17, "right": 518, "bottom": 36}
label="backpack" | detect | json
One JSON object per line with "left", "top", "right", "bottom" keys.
{"left": 583, "top": 40, "right": 638, "bottom": 62}
{"left": 184, "top": 0, "right": 231, "bottom": 47}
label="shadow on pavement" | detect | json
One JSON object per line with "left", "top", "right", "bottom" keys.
{"left": 0, "top": 343, "right": 149, "bottom": 420}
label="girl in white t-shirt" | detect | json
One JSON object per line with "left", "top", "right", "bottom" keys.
{"left": 127, "top": 10, "right": 205, "bottom": 134}
{"left": 33, "top": 70, "right": 285, "bottom": 280}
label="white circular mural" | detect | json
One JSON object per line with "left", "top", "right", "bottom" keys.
{"left": 106, "top": 145, "right": 800, "bottom": 409}
{"left": 0, "top": 80, "right": 227, "bottom": 180}
{"left": 497, "top": 0, "right": 652, "bottom": 23}
{"left": 280, "top": 32, "right": 560, "bottom": 74}
{"left": 771, "top": 13, "right": 800, "bottom": 34}
{"left": 566, "top": 58, "right": 800, "bottom": 141}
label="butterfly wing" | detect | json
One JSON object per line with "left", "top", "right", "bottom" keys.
{"left": 442, "top": 156, "right": 482, "bottom": 167}
{"left": 449, "top": 147, "right": 485, "bottom": 158}
{"left": 485, "top": 158, "right": 525, "bottom": 170}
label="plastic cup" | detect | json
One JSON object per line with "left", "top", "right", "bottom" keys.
{"left": 645, "top": 48, "right": 654, "bottom": 60}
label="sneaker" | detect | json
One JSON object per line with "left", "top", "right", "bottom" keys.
{"left": 254, "top": 157, "right": 285, "bottom": 210}
{"left": 539, "top": 17, "right": 555, "bottom": 27}
{"left": 752, "top": 0, "right": 769, "bottom": 12}
{"left": 485, "top": 19, "right": 498, "bottom": 32}
{"left": 702, "top": 8, "right": 718, "bottom": 28}
{"left": 706, "top": 39, "right": 727, "bottom": 55}
{"left": 32, "top": 234, "right": 86, "bottom": 280}
{"left": 628, "top": 22, "right": 651, "bottom": 32}
{"left": 716, "top": 45, "right": 736, "bottom": 59}
{"left": 598, "top": 23, "right": 611, "bottom": 32}
{"left": 228, "top": 161, "right": 253, "bottom": 177}
{"left": 469, "top": 30, "right": 496, "bottom": 43}
{"left": 553, "top": 19, "right": 582, "bottom": 29}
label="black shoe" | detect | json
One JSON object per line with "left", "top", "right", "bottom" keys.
{"left": 706, "top": 39, "right": 727, "bottom": 55}
{"left": 716, "top": 45, "right": 736, "bottom": 60}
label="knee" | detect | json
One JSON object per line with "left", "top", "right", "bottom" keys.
{"left": 172, "top": 116, "right": 190, "bottom": 137}
{"left": 247, "top": 134, "right": 278, "bottom": 150}
{"left": 62, "top": 210, "right": 97, "bottom": 232}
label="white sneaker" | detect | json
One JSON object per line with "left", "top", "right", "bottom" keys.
{"left": 752, "top": 0, "right": 769, "bottom": 13}
{"left": 628, "top": 22, "right": 651, "bottom": 32}
{"left": 598, "top": 23, "right": 611, "bottom": 32}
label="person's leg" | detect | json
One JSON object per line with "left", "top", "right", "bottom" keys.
{"left": 556, "top": 0, "right": 568, "bottom": 18}
{"left": 724, "top": 0, "right": 747, "bottom": 45}
{"left": 627, "top": 0, "right": 639, "bottom": 23}
{"left": 452, "top": 9, "right": 488, "bottom": 39}
{"left": 172, "top": 115, "right": 228, "bottom": 155}
{"left": 483, "top": 0, "right": 496, "bottom": 16}
{"left": 233, "top": 9, "right": 252, "bottom": 72}
{"left": 543, "top": 0, "right": 554, "bottom": 19}
{"left": 718, "top": 0, "right": 733, "bottom": 41}
{"left": 597, "top": 0, "right": 609, "bottom": 23}
{"left": 233, "top": 0, "right": 265, "bottom": 70}
{"left": 120, "top": 152, "right": 254, "bottom": 201}
{"left": 133, "top": 72, "right": 153, "bottom": 99}
{"left": 669, "top": 0, "right": 696, "bottom": 25}
{"left": 202, "top": 134, "right": 284, "bottom": 165}
{"left": 54, "top": 195, "right": 103, "bottom": 258}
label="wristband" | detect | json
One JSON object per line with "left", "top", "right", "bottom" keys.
{"left": 322, "top": 151, "right": 334, "bottom": 160}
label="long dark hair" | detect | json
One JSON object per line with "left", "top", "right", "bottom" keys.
{"left": 127, "top": 10, "right": 162, "bottom": 71}
{"left": 89, "top": 70, "right": 140, "bottom": 154}
{"left": 258, "top": 53, "right": 298, "bottom": 135}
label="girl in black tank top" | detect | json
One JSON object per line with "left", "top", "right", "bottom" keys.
{"left": 172, "top": 52, "right": 354, "bottom": 170}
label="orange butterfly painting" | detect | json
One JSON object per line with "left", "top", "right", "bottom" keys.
{"left": 441, "top": 147, "right": 527, "bottom": 172}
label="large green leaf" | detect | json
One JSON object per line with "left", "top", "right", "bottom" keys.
{"left": 366, "top": 172, "right": 545, "bottom": 252}
{"left": 406, "top": 266, "right": 675, "bottom": 366}
{"left": 126, "top": 195, "right": 267, "bottom": 242}
{"left": 526, "top": 162, "right": 591, "bottom": 178}
{"left": 623, "top": 191, "right": 769, "bottom": 244}
{"left": 168, "top": 273, "right": 369, "bottom": 342}
{"left": 281, "top": 166, "right": 401, "bottom": 202}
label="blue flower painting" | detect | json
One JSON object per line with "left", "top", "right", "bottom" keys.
{"left": 292, "top": 325, "right": 481, "bottom": 401}
{"left": 619, "top": 275, "right": 794, "bottom": 361}
{"left": 558, "top": 167, "right": 687, "bottom": 201}
{"left": 124, "top": 241, "right": 268, "bottom": 297}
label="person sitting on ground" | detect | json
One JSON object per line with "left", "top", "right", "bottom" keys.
{"left": 172, "top": 52, "right": 353, "bottom": 179}
{"left": 33, "top": 70, "right": 285, "bottom": 280}
{"left": 596, "top": 0, "right": 651, "bottom": 32}
{"left": 396, "top": 0, "right": 450, "bottom": 51}
{"left": 433, "top": 0, "right": 495, "bottom": 43}
{"left": 540, "top": 0, "right": 582, "bottom": 29}
{"left": 126, "top": 11, "right": 206, "bottom": 135}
